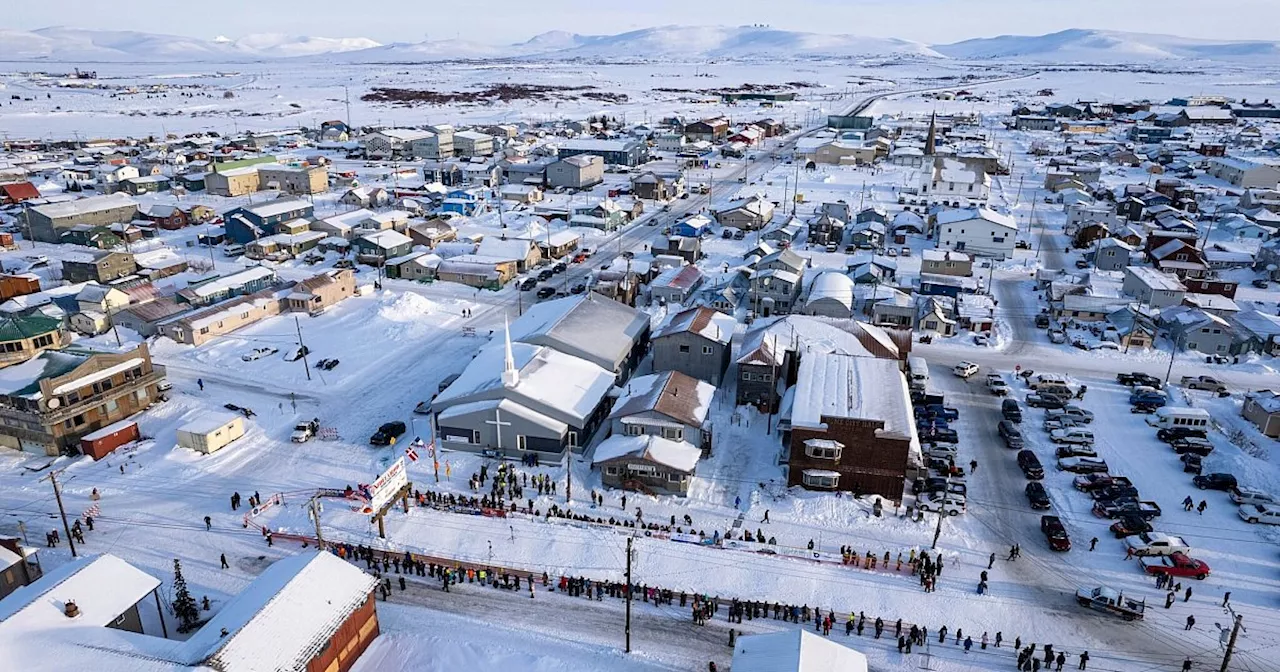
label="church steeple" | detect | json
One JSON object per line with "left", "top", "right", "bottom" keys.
{"left": 925, "top": 111, "right": 937, "bottom": 156}
{"left": 501, "top": 316, "right": 519, "bottom": 388}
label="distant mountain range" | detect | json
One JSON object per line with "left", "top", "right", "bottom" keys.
{"left": 1, "top": 25, "right": 1277, "bottom": 64}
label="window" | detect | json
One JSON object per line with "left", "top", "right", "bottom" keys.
{"left": 667, "top": 472, "right": 685, "bottom": 483}
{"left": 802, "top": 471, "right": 840, "bottom": 488}
{"left": 804, "top": 442, "right": 842, "bottom": 460}
{"left": 742, "top": 371, "right": 753, "bottom": 381}
{"left": 760, "top": 373, "right": 773, "bottom": 383}
{"left": 72, "top": 414, "right": 85, "bottom": 427}
{"left": 32, "top": 334, "right": 53, "bottom": 349}
{"left": 567, "top": 431, "right": 578, "bottom": 447}
{"left": 1187, "top": 342, "right": 1199, "bottom": 351}
{"left": 516, "top": 435, "right": 527, "bottom": 451}
{"left": 625, "top": 424, "right": 644, "bottom": 436}
{"left": 606, "top": 466, "right": 618, "bottom": 475}
{"left": 661, "top": 427, "right": 684, "bottom": 441}
{"left": 925, "top": 320, "right": 938, "bottom": 330}
{"left": 678, "top": 345, "right": 690, "bottom": 353}
{"left": 470, "top": 430, "right": 481, "bottom": 444}
{"left": 702, "top": 345, "right": 713, "bottom": 355}
{"left": 104, "top": 399, "right": 118, "bottom": 413}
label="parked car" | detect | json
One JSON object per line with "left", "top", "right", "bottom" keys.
{"left": 1092, "top": 485, "right": 1140, "bottom": 503}
{"left": 1193, "top": 473, "right": 1237, "bottom": 491}
{"left": 1001, "top": 398, "right": 1023, "bottom": 423}
{"left": 987, "top": 375, "right": 1010, "bottom": 396}
{"left": 1230, "top": 488, "right": 1277, "bottom": 506}
{"left": 1043, "top": 416, "right": 1084, "bottom": 432}
{"left": 1129, "top": 387, "right": 1168, "bottom": 407}
{"left": 1238, "top": 503, "right": 1280, "bottom": 525}
{"left": 1035, "top": 314, "right": 1051, "bottom": 328}
{"left": 1075, "top": 474, "right": 1133, "bottom": 492}
{"left": 922, "top": 404, "right": 959, "bottom": 421}
{"left": 1251, "top": 278, "right": 1270, "bottom": 289}
{"left": 953, "top": 361, "right": 979, "bottom": 378}
{"left": 1026, "top": 482, "right": 1052, "bottom": 510}
{"left": 1131, "top": 402, "right": 1161, "bottom": 415}
{"left": 291, "top": 418, "right": 320, "bottom": 443}
{"left": 1076, "top": 585, "right": 1144, "bottom": 621}
{"left": 536, "top": 286, "right": 557, "bottom": 299}
{"left": 1045, "top": 405, "right": 1094, "bottom": 424}
{"left": 721, "top": 229, "right": 733, "bottom": 239}
{"left": 1171, "top": 437, "right": 1215, "bottom": 456}
{"left": 1050, "top": 428, "right": 1095, "bottom": 445}
{"left": 1018, "top": 450, "right": 1044, "bottom": 480}
{"left": 370, "top": 421, "right": 407, "bottom": 446}
{"left": 998, "top": 420, "right": 1024, "bottom": 449}
{"left": 570, "top": 283, "right": 587, "bottom": 294}
{"left": 916, "top": 491, "right": 966, "bottom": 516}
{"left": 1058, "top": 456, "right": 1110, "bottom": 473}
{"left": 973, "top": 334, "right": 990, "bottom": 347}
{"left": 1055, "top": 445, "right": 1098, "bottom": 459}
{"left": 1124, "top": 533, "right": 1190, "bottom": 557}
{"left": 1040, "top": 515, "right": 1071, "bottom": 551}
{"left": 1026, "top": 393, "right": 1069, "bottom": 409}
{"left": 1048, "top": 329, "right": 1067, "bottom": 344}
{"left": 519, "top": 278, "right": 538, "bottom": 291}
{"left": 1139, "top": 552, "right": 1210, "bottom": 580}
{"left": 1181, "top": 375, "right": 1228, "bottom": 395}
{"left": 1117, "top": 372, "right": 1162, "bottom": 388}
{"left": 1094, "top": 500, "right": 1161, "bottom": 520}
{"left": 1156, "top": 427, "right": 1207, "bottom": 443}
{"left": 241, "top": 346, "right": 279, "bottom": 362}
{"left": 1181, "top": 454, "right": 1203, "bottom": 474}
{"left": 413, "top": 401, "right": 433, "bottom": 415}
{"left": 1110, "top": 515, "right": 1154, "bottom": 538}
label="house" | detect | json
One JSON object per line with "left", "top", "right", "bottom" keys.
{"left": 476, "top": 237, "right": 542, "bottom": 272}
{"left": 136, "top": 203, "right": 189, "bottom": 230}
{"left": 366, "top": 128, "right": 434, "bottom": 159}
{"left": 353, "top": 230, "right": 414, "bottom": 262}
{"left": 807, "top": 213, "right": 846, "bottom": 246}
{"left": 921, "top": 158, "right": 991, "bottom": 206}
{"left": 1179, "top": 106, "right": 1236, "bottom": 125}
{"left": 528, "top": 230, "right": 581, "bottom": 259}
{"left": 1015, "top": 115, "right": 1057, "bottom": 131}
{"left": 1092, "top": 238, "right": 1136, "bottom": 272}
{"left": 631, "top": 171, "right": 682, "bottom": 200}
{"left": 915, "top": 296, "right": 957, "bottom": 336}
{"left": 285, "top": 269, "right": 356, "bottom": 316}
{"left": 0, "top": 535, "right": 41, "bottom": 600}
{"left": 256, "top": 164, "right": 328, "bottom": 194}
{"left": 313, "top": 209, "right": 371, "bottom": 240}
{"left": 500, "top": 184, "right": 543, "bottom": 204}
{"left": 809, "top": 140, "right": 878, "bottom": 166}
{"left": 454, "top": 130, "right": 495, "bottom": 157}
{"left": 1148, "top": 238, "right": 1209, "bottom": 279}
{"left": 671, "top": 214, "right": 713, "bottom": 238}
{"left": 920, "top": 249, "right": 973, "bottom": 277}
{"left": 507, "top": 295, "right": 650, "bottom": 381}
{"left": 25, "top": 194, "right": 139, "bottom": 244}
{"left": 1207, "top": 157, "right": 1280, "bottom": 189}
{"left": 1123, "top": 266, "right": 1186, "bottom": 308}
{"left": 74, "top": 283, "right": 129, "bottom": 316}
{"left": 61, "top": 251, "right": 137, "bottom": 284}
{"left": 0, "top": 274, "right": 41, "bottom": 302}
{"left": 118, "top": 175, "right": 170, "bottom": 195}
{"left": 163, "top": 287, "right": 284, "bottom": 345}
{"left": 223, "top": 199, "right": 314, "bottom": 244}
{"left": 177, "top": 412, "right": 246, "bottom": 454}
{"left": 803, "top": 271, "right": 856, "bottom": 319}
{"left": 177, "top": 267, "right": 278, "bottom": 306}
{"left": 386, "top": 252, "right": 441, "bottom": 281}
{"left": 595, "top": 370, "right": 715, "bottom": 494}
{"left": 570, "top": 199, "right": 627, "bottom": 231}
{"left": 649, "top": 264, "right": 705, "bottom": 305}
{"left": 694, "top": 274, "right": 750, "bottom": 316}
{"left": 557, "top": 139, "right": 648, "bottom": 167}
{"left": 245, "top": 230, "right": 326, "bottom": 260}
{"left": 864, "top": 286, "right": 914, "bottom": 327}
{"left": 113, "top": 299, "right": 189, "bottom": 337}
{"left": 1105, "top": 306, "right": 1156, "bottom": 349}
{"left": 750, "top": 269, "right": 802, "bottom": 318}
{"left": 546, "top": 155, "right": 605, "bottom": 190}
{"left": 652, "top": 307, "right": 734, "bottom": 386}
{"left": 1242, "top": 390, "right": 1280, "bottom": 438}
{"left": 732, "top": 630, "right": 869, "bottom": 672}
{"left": 787, "top": 352, "right": 918, "bottom": 499}
{"left": 0, "top": 181, "right": 40, "bottom": 205}
{"left": 0, "top": 315, "right": 68, "bottom": 368}
{"left": 684, "top": 117, "right": 731, "bottom": 143}
{"left": 341, "top": 186, "right": 390, "bottom": 209}
{"left": 94, "top": 164, "right": 140, "bottom": 191}
{"left": 763, "top": 218, "right": 804, "bottom": 246}
{"left": 935, "top": 207, "right": 1018, "bottom": 259}
{"left": 1229, "top": 310, "right": 1280, "bottom": 356}
{"left": 440, "top": 188, "right": 483, "bottom": 216}
{"left": 0, "top": 344, "right": 163, "bottom": 456}
{"left": 715, "top": 195, "right": 775, "bottom": 230}
{"left": 1165, "top": 307, "right": 1234, "bottom": 354}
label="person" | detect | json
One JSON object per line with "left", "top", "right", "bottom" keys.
{"left": 1166, "top": 592, "right": 1175, "bottom": 609}
{"left": 204, "top": 516, "right": 211, "bottom": 531}
{"left": 1197, "top": 500, "right": 1207, "bottom": 515}
{"left": 1182, "top": 659, "right": 1192, "bottom": 672}
{"left": 897, "top": 635, "right": 905, "bottom": 653}
{"left": 729, "top": 629, "right": 736, "bottom": 647}
{"left": 1183, "top": 495, "right": 1194, "bottom": 511}
{"left": 1078, "top": 651, "right": 1089, "bottom": 670}
{"left": 995, "top": 631, "right": 1003, "bottom": 648}
{"left": 398, "top": 576, "right": 406, "bottom": 591}
{"left": 981, "top": 632, "right": 989, "bottom": 649}
{"left": 989, "top": 552, "right": 996, "bottom": 569}
{"left": 735, "top": 495, "right": 741, "bottom": 509}
{"left": 1089, "top": 537, "right": 1098, "bottom": 551}
{"left": 1185, "top": 586, "right": 1193, "bottom": 602}
{"left": 220, "top": 553, "right": 229, "bottom": 569}
{"left": 762, "top": 510, "right": 770, "bottom": 523}
{"left": 709, "top": 662, "right": 717, "bottom": 672}
{"left": 964, "top": 636, "right": 973, "bottom": 653}
{"left": 1185, "top": 615, "right": 1196, "bottom": 631}
{"left": 197, "top": 378, "right": 204, "bottom": 391}
{"left": 1056, "top": 652, "right": 1066, "bottom": 671}
{"left": 1223, "top": 591, "right": 1231, "bottom": 607}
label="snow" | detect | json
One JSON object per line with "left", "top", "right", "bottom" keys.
{"left": 732, "top": 629, "right": 869, "bottom": 672}
{"left": 47, "top": 356, "right": 143, "bottom": 396}
{"left": 242, "top": 198, "right": 312, "bottom": 219}
{"left": 177, "top": 411, "right": 242, "bottom": 436}
{"left": 29, "top": 193, "right": 137, "bottom": 219}
{"left": 936, "top": 207, "right": 1018, "bottom": 231}
{"left": 80, "top": 418, "right": 139, "bottom": 442}
{"left": 590, "top": 433, "right": 701, "bottom": 472}
{"left": 790, "top": 352, "right": 913, "bottom": 440}
{"left": 186, "top": 267, "right": 276, "bottom": 299}
{"left": 0, "top": 553, "right": 160, "bottom": 631}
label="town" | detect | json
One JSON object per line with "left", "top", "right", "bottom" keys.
{"left": 1, "top": 21, "right": 1279, "bottom": 672}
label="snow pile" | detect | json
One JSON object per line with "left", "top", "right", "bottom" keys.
{"left": 376, "top": 291, "right": 436, "bottom": 323}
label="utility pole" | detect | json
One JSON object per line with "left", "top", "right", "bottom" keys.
{"left": 1220, "top": 613, "right": 1244, "bottom": 672}
{"left": 42, "top": 469, "right": 78, "bottom": 558}
{"left": 625, "top": 535, "right": 634, "bottom": 653}
{"left": 931, "top": 509, "right": 946, "bottom": 550}
{"left": 308, "top": 494, "right": 325, "bottom": 550}
{"left": 565, "top": 448, "right": 572, "bottom": 504}
{"left": 294, "top": 316, "right": 312, "bottom": 381}
{"left": 343, "top": 85, "right": 352, "bottom": 131}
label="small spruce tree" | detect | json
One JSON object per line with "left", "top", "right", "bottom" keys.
{"left": 172, "top": 558, "right": 199, "bottom": 630}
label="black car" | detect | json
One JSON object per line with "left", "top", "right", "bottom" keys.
{"left": 1252, "top": 278, "right": 1270, "bottom": 289}
{"left": 1109, "top": 515, "right": 1153, "bottom": 538}
{"left": 570, "top": 283, "right": 586, "bottom": 294}
{"left": 998, "top": 420, "right": 1024, "bottom": 449}
{"left": 1181, "top": 453, "right": 1203, "bottom": 474}
{"left": 537, "top": 269, "right": 554, "bottom": 281}
{"left": 370, "top": 421, "right": 407, "bottom": 446}
{"left": 1035, "top": 314, "right": 1051, "bottom": 328}
{"left": 1001, "top": 398, "right": 1023, "bottom": 423}
{"left": 1017, "top": 450, "right": 1045, "bottom": 480}
{"left": 1193, "top": 473, "right": 1237, "bottom": 491}
{"left": 1092, "top": 485, "right": 1140, "bottom": 502}
{"left": 1116, "top": 372, "right": 1162, "bottom": 389}
{"left": 519, "top": 278, "right": 538, "bottom": 291}
{"left": 1130, "top": 402, "right": 1160, "bottom": 414}
{"left": 553, "top": 262, "right": 568, "bottom": 274}
{"left": 1171, "top": 437, "right": 1215, "bottom": 456}
{"left": 536, "top": 286, "right": 557, "bottom": 299}
{"left": 1157, "top": 427, "right": 1207, "bottom": 443}
{"left": 1025, "top": 482, "right": 1051, "bottom": 510}
{"left": 721, "top": 229, "right": 733, "bottom": 239}
{"left": 1026, "top": 393, "right": 1068, "bottom": 409}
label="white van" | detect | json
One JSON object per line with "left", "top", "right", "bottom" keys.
{"left": 907, "top": 356, "right": 929, "bottom": 392}
{"left": 1146, "top": 407, "right": 1211, "bottom": 430}
{"left": 223, "top": 243, "right": 246, "bottom": 257}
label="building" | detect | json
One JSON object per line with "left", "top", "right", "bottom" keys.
{"left": 223, "top": 199, "right": 315, "bottom": 244}
{"left": 787, "top": 353, "right": 918, "bottom": 500}
{"left": 1123, "top": 266, "right": 1186, "bottom": 308}
{"left": 258, "top": 164, "right": 329, "bottom": 195}
{"left": 353, "top": 230, "right": 414, "bottom": 261}
{"left": 1207, "top": 157, "right": 1280, "bottom": 189}
{"left": 935, "top": 207, "right": 1018, "bottom": 259}
{"left": 0, "top": 274, "right": 41, "bottom": 302}
{"left": 652, "top": 306, "right": 735, "bottom": 386}
{"left": 546, "top": 155, "right": 605, "bottom": 190}
{"left": 476, "top": 237, "right": 542, "bottom": 273}
{"left": 715, "top": 195, "right": 775, "bottom": 230}
{"left": 0, "top": 315, "right": 68, "bottom": 368}
{"left": 684, "top": 117, "right": 730, "bottom": 143}
{"left": 176, "top": 412, "right": 246, "bottom": 454}
{"left": 920, "top": 249, "right": 973, "bottom": 277}
{"left": 0, "top": 181, "right": 40, "bottom": 205}
{"left": 649, "top": 264, "right": 705, "bottom": 305}
{"left": 434, "top": 257, "right": 515, "bottom": 289}
{"left": 631, "top": 171, "right": 682, "bottom": 200}
{"left": 25, "top": 194, "right": 139, "bottom": 244}
{"left": 286, "top": 268, "right": 356, "bottom": 316}
{"left": 1165, "top": 308, "right": 1235, "bottom": 354}
{"left": 61, "top": 251, "right": 138, "bottom": 285}
{"left": 205, "top": 165, "right": 263, "bottom": 197}
{"left": 557, "top": 139, "right": 649, "bottom": 167}
{"left": 1093, "top": 238, "right": 1136, "bottom": 272}
{"left": 454, "top": 130, "right": 495, "bottom": 157}
{"left": 0, "top": 344, "right": 164, "bottom": 456}
{"left": 733, "top": 629, "right": 868, "bottom": 672}
{"left": 920, "top": 158, "right": 991, "bottom": 206}
{"left": 1242, "top": 390, "right": 1280, "bottom": 438}
{"left": 592, "top": 434, "right": 701, "bottom": 496}
{"left": 0, "top": 536, "right": 41, "bottom": 600}
{"left": 1014, "top": 115, "right": 1058, "bottom": 131}
{"left": 803, "top": 271, "right": 856, "bottom": 319}
{"left": 507, "top": 295, "right": 650, "bottom": 381}
{"left": 177, "top": 266, "right": 278, "bottom": 306}
{"left": 164, "top": 269, "right": 351, "bottom": 345}
{"left": 807, "top": 213, "right": 846, "bottom": 247}
{"left": 118, "top": 175, "right": 170, "bottom": 195}
{"left": 366, "top": 128, "right": 435, "bottom": 159}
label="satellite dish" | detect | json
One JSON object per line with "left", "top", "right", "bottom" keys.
{"left": 47, "top": 398, "right": 61, "bottom": 409}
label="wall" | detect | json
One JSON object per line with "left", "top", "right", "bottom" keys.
{"left": 652, "top": 332, "right": 728, "bottom": 386}
{"left": 789, "top": 416, "right": 911, "bottom": 501}
{"left": 306, "top": 594, "right": 379, "bottom": 672}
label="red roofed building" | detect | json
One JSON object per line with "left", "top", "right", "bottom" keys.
{"left": 0, "top": 182, "right": 40, "bottom": 205}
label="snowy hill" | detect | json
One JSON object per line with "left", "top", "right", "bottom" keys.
{"left": 933, "top": 29, "right": 1280, "bottom": 63}
{"left": 0, "top": 26, "right": 381, "bottom": 62}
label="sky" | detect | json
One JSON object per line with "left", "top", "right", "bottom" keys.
{"left": 7, "top": 0, "right": 1280, "bottom": 45}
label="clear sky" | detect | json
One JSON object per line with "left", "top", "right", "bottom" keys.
{"left": 8, "top": 0, "right": 1280, "bottom": 44}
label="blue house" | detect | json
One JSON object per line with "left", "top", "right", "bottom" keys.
{"left": 440, "top": 189, "right": 482, "bottom": 216}
{"left": 223, "top": 199, "right": 315, "bottom": 244}
{"left": 671, "top": 214, "right": 713, "bottom": 238}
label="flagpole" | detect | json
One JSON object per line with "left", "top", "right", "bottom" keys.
{"left": 430, "top": 413, "right": 441, "bottom": 483}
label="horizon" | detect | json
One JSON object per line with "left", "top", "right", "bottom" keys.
{"left": 7, "top": 0, "right": 1280, "bottom": 46}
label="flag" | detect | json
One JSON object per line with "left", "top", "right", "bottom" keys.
{"left": 426, "top": 439, "right": 436, "bottom": 459}
{"left": 405, "top": 444, "right": 419, "bottom": 462}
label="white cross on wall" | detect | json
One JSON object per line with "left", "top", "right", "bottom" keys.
{"left": 485, "top": 406, "right": 512, "bottom": 450}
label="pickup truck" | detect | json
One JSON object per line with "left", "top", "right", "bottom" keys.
{"left": 1058, "top": 456, "right": 1109, "bottom": 474}
{"left": 1056, "top": 445, "right": 1098, "bottom": 459}
{"left": 1093, "top": 499, "right": 1162, "bottom": 520}
{"left": 922, "top": 404, "right": 959, "bottom": 421}
{"left": 1110, "top": 514, "right": 1154, "bottom": 538}
{"left": 1170, "top": 436, "right": 1215, "bottom": 456}
{"left": 1140, "top": 552, "right": 1210, "bottom": 580}
{"left": 1043, "top": 416, "right": 1083, "bottom": 432}
{"left": 1045, "top": 405, "right": 1094, "bottom": 424}
{"left": 1076, "top": 586, "right": 1145, "bottom": 621}
{"left": 1117, "top": 372, "right": 1163, "bottom": 389}
{"left": 987, "top": 375, "right": 1010, "bottom": 396}
{"left": 1181, "top": 375, "right": 1228, "bottom": 394}
{"left": 291, "top": 418, "right": 320, "bottom": 443}
{"left": 1075, "top": 474, "right": 1134, "bottom": 492}
{"left": 1124, "top": 532, "right": 1190, "bottom": 557}
{"left": 1092, "top": 485, "right": 1140, "bottom": 502}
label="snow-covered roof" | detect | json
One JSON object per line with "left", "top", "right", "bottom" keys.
{"left": 437, "top": 398, "right": 568, "bottom": 434}
{"left": 791, "top": 352, "right": 913, "bottom": 439}
{"left": 0, "top": 553, "right": 160, "bottom": 634}
{"left": 48, "top": 357, "right": 142, "bottom": 396}
{"left": 1126, "top": 266, "right": 1185, "bottom": 292}
{"left": 243, "top": 198, "right": 311, "bottom": 219}
{"left": 654, "top": 306, "right": 734, "bottom": 345}
{"left": 359, "top": 229, "right": 413, "bottom": 249}
{"left": 611, "top": 370, "right": 715, "bottom": 428}
{"left": 591, "top": 433, "right": 701, "bottom": 473}
{"left": 935, "top": 207, "right": 1017, "bottom": 231}
{"left": 1246, "top": 390, "right": 1280, "bottom": 414}
{"left": 30, "top": 193, "right": 137, "bottom": 220}
{"left": 732, "top": 629, "right": 869, "bottom": 672}
{"left": 507, "top": 295, "right": 648, "bottom": 375}
{"left": 188, "top": 266, "right": 276, "bottom": 299}
{"left": 738, "top": 315, "right": 900, "bottom": 366}
{"left": 475, "top": 237, "right": 533, "bottom": 262}
{"left": 559, "top": 138, "right": 637, "bottom": 153}
{"left": 378, "top": 128, "right": 435, "bottom": 142}
{"left": 805, "top": 271, "right": 855, "bottom": 309}
{"left": 178, "top": 411, "right": 242, "bottom": 435}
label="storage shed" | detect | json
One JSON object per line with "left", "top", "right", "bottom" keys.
{"left": 79, "top": 419, "right": 140, "bottom": 460}
{"left": 177, "top": 413, "right": 246, "bottom": 454}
